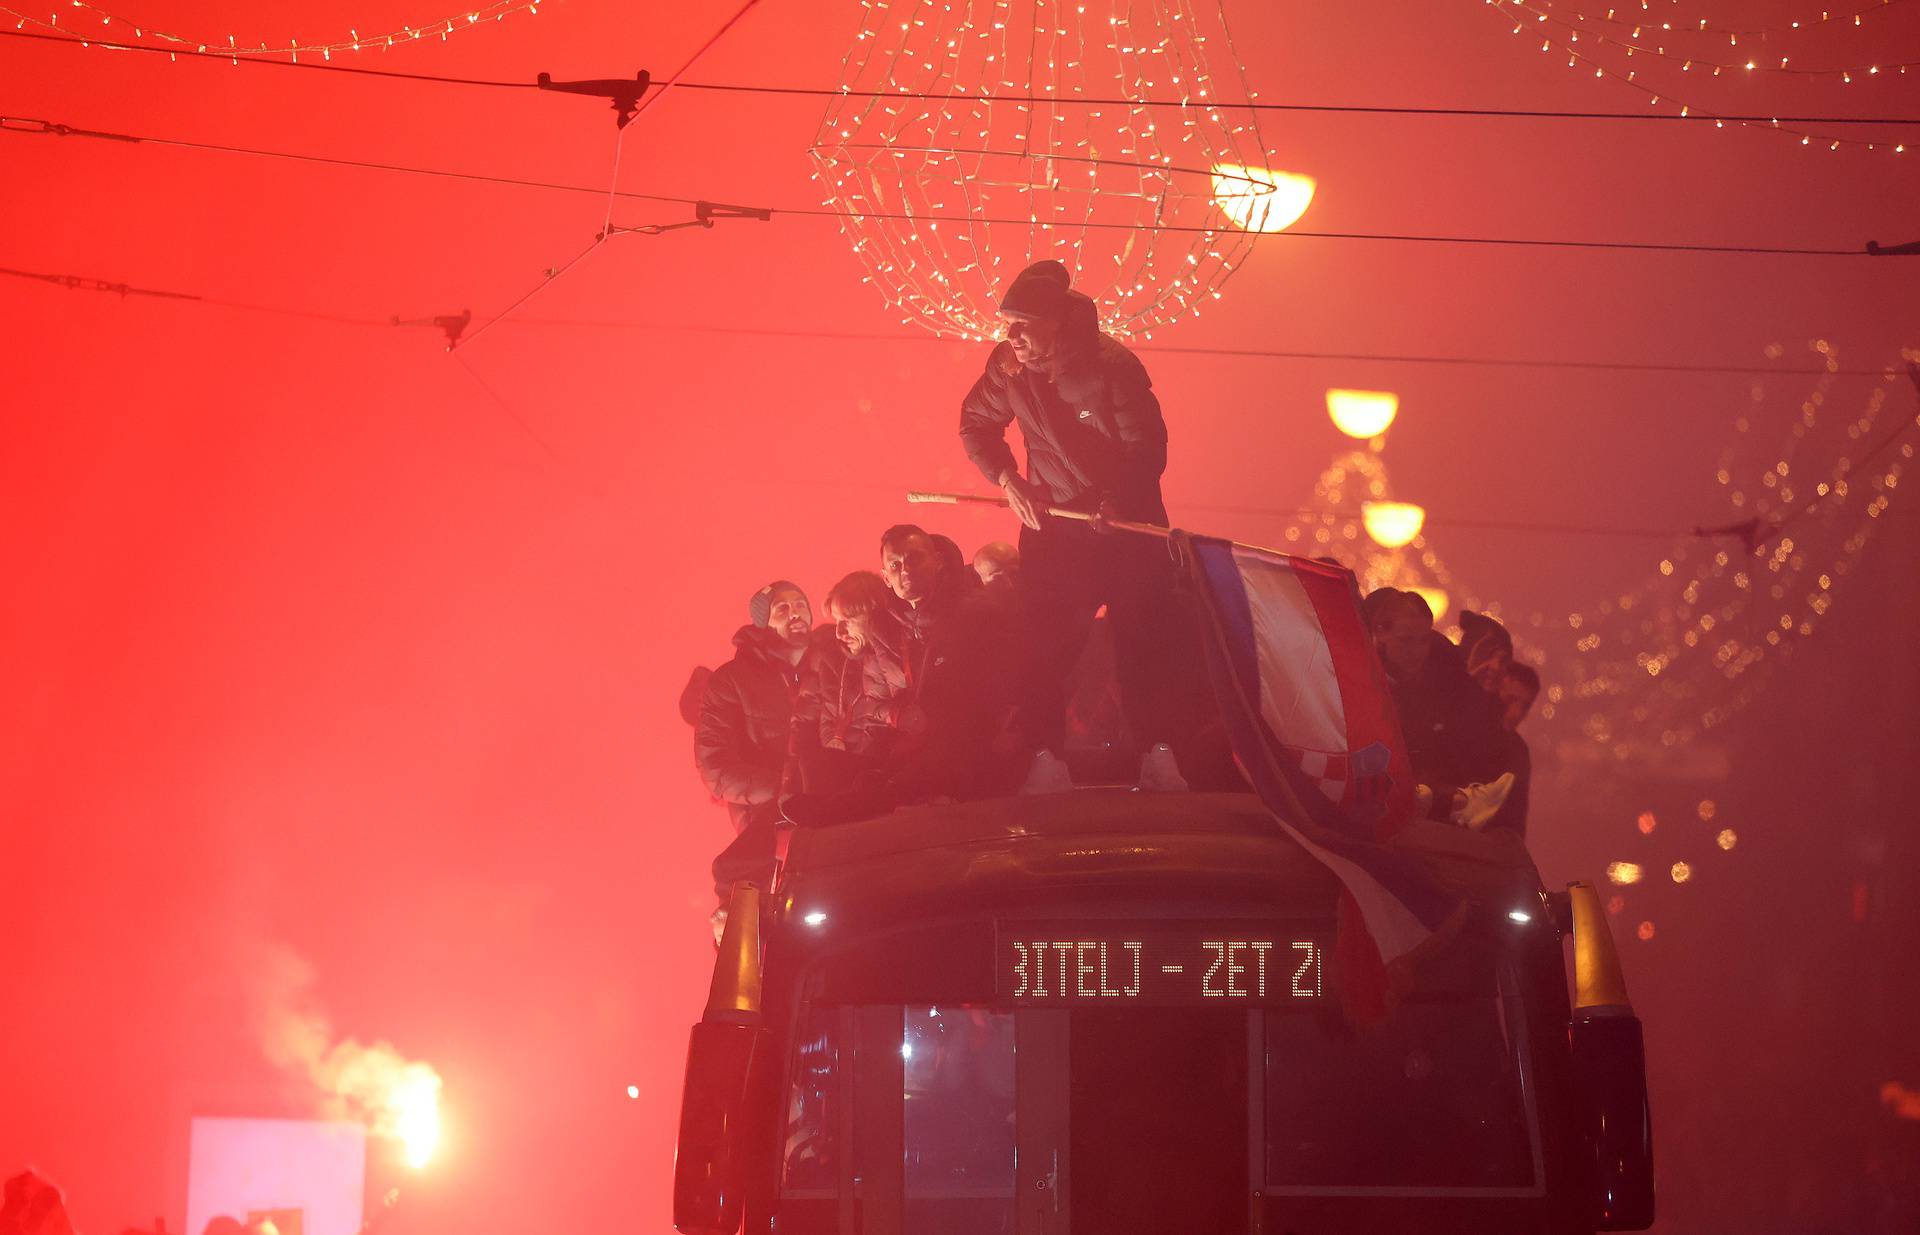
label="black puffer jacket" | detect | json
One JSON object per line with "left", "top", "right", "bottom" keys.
{"left": 694, "top": 624, "right": 802, "bottom": 832}
{"left": 875, "top": 576, "right": 1023, "bottom": 801}
{"left": 789, "top": 625, "right": 894, "bottom": 795}
{"left": 1392, "top": 633, "right": 1508, "bottom": 804}
{"left": 958, "top": 291, "right": 1168, "bottom": 518}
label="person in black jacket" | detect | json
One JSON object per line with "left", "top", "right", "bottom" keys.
{"left": 1457, "top": 610, "right": 1536, "bottom": 837}
{"left": 1364, "top": 588, "right": 1512, "bottom": 827}
{"left": 876, "top": 523, "right": 1024, "bottom": 802}
{"left": 695, "top": 580, "right": 812, "bottom": 835}
{"left": 788, "top": 570, "right": 902, "bottom": 798}
{"left": 957, "top": 258, "right": 1191, "bottom": 793}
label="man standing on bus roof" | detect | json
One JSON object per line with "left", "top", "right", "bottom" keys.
{"left": 958, "top": 258, "right": 1193, "bottom": 793}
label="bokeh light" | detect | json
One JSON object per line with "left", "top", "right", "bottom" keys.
{"left": 1325, "top": 388, "right": 1399, "bottom": 439}
{"left": 1607, "top": 861, "right": 1644, "bottom": 885}
{"left": 1362, "top": 500, "right": 1427, "bottom": 549}
{"left": 1211, "top": 163, "right": 1316, "bottom": 233}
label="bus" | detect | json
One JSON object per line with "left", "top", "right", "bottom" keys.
{"left": 673, "top": 789, "right": 1653, "bottom": 1234}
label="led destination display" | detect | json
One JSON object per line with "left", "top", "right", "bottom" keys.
{"left": 998, "top": 923, "right": 1326, "bottom": 1006}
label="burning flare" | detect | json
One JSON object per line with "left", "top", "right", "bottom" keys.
{"left": 256, "top": 942, "right": 445, "bottom": 1168}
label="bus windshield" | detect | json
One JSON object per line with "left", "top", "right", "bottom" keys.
{"left": 777, "top": 940, "right": 1541, "bottom": 1233}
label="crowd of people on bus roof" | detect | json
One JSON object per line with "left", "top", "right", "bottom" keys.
{"left": 679, "top": 257, "right": 1543, "bottom": 895}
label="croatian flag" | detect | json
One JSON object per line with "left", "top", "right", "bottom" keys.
{"left": 1182, "top": 536, "right": 1459, "bottom": 1011}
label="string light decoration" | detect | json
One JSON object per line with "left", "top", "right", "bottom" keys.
{"left": 1481, "top": 0, "right": 1919, "bottom": 154}
{"left": 1540, "top": 346, "right": 1913, "bottom": 766}
{"left": 1515, "top": 0, "right": 1913, "bottom": 40}
{"left": 1264, "top": 345, "right": 1915, "bottom": 941}
{"left": 808, "top": 0, "right": 1302, "bottom": 339}
{"left": 0, "top": 0, "right": 549, "bottom": 61}
{"left": 1500, "top": 0, "right": 1918, "bottom": 72}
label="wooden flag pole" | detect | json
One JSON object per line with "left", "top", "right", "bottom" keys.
{"left": 906, "top": 489, "right": 1173, "bottom": 540}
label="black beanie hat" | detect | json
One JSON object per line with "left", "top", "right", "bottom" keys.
{"left": 750, "top": 580, "right": 806, "bottom": 627}
{"left": 1458, "top": 610, "right": 1513, "bottom": 656}
{"left": 998, "top": 259, "right": 1072, "bottom": 320}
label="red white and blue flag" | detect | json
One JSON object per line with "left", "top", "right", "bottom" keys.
{"left": 1181, "top": 535, "right": 1458, "bottom": 1010}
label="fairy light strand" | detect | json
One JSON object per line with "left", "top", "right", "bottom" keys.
{"left": 1265, "top": 347, "right": 1916, "bottom": 757}
{"left": 0, "top": 0, "right": 547, "bottom": 60}
{"left": 1484, "top": 0, "right": 1915, "bottom": 153}
{"left": 1494, "top": 0, "right": 1920, "bottom": 77}
{"left": 1515, "top": 0, "right": 1911, "bottom": 43}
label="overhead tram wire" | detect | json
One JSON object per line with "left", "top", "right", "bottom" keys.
{"left": 11, "top": 259, "right": 1901, "bottom": 539}
{"left": 512, "top": 316, "right": 1906, "bottom": 379}
{"left": 0, "top": 116, "right": 1886, "bottom": 257}
{"left": 5, "top": 29, "right": 1920, "bottom": 127}
{"left": 4, "top": 262, "right": 1907, "bottom": 381}
{"left": 453, "top": 0, "right": 767, "bottom": 350}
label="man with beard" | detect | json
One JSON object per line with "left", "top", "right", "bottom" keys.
{"left": 957, "top": 258, "right": 1192, "bottom": 793}
{"left": 697, "top": 580, "right": 812, "bottom": 862}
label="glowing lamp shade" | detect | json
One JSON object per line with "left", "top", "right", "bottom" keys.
{"left": 1362, "top": 501, "right": 1426, "bottom": 548}
{"left": 1325, "top": 388, "right": 1399, "bottom": 439}
{"left": 1410, "top": 587, "right": 1449, "bottom": 625}
{"left": 1211, "top": 163, "right": 1316, "bottom": 233}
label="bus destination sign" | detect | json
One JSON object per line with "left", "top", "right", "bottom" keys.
{"left": 997, "top": 923, "right": 1327, "bottom": 1006}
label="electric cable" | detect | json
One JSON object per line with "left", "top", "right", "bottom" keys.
{"left": 1, "top": 116, "right": 1889, "bottom": 256}
{"left": 5, "top": 28, "right": 1920, "bottom": 126}
{"left": 4, "top": 263, "right": 1906, "bottom": 379}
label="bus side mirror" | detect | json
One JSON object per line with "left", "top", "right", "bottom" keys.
{"left": 1565, "top": 881, "right": 1654, "bottom": 1230}
{"left": 673, "top": 1019, "right": 770, "bottom": 1235}
{"left": 1571, "top": 1012, "right": 1654, "bottom": 1230}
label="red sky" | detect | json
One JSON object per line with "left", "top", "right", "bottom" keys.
{"left": 3, "top": 2, "right": 1917, "bottom": 1232}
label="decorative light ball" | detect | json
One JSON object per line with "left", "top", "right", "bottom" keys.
{"left": 1326, "top": 388, "right": 1399, "bottom": 439}
{"left": 1362, "top": 500, "right": 1426, "bottom": 548}
{"left": 1211, "top": 164, "right": 1316, "bottom": 233}
{"left": 813, "top": 0, "right": 1290, "bottom": 338}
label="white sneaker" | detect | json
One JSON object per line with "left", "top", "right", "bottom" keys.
{"left": 1136, "top": 743, "right": 1189, "bottom": 793}
{"left": 1020, "top": 749, "right": 1076, "bottom": 795}
{"left": 1453, "top": 772, "right": 1517, "bottom": 831}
